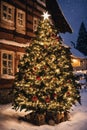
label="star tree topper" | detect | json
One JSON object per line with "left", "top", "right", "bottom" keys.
{"left": 42, "top": 12, "right": 51, "bottom": 20}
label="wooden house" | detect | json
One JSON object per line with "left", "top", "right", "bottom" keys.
{"left": 62, "top": 42, "right": 87, "bottom": 73}
{"left": 0, "top": 0, "right": 72, "bottom": 103}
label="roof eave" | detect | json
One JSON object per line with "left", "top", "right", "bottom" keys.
{"left": 46, "top": 0, "right": 73, "bottom": 33}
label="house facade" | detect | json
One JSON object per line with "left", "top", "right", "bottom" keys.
{"left": 0, "top": 0, "right": 47, "bottom": 89}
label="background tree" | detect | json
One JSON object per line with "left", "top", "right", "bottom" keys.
{"left": 12, "top": 12, "right": 80, "bottom": 124}
{"left": 76, "top": 22, "right": 87, "bottom": 55}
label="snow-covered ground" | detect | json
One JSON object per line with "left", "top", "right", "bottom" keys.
{"left": 0, "top": 90, "right": 87, "bottom": 130}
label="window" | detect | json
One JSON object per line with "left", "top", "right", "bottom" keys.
{"left": 72, "top": 58, "right": 80, "bottom": 67}
{"left": 16, "top": 9, "right": 26, "bottom": 34}
{"left": 1, "top": 50, "right": 14, "bottom": 79}
{"left": 1, "top": 1, "right": 15, "bottom": 30}
{"left": 33, "top": 17, "right": 38, "bottom": 32}
{"left": 17, "top": 11, "right": 24, "bottom": 26}
{"left": 2, "top": 4, "right": 12, "bottom": 21}
{"left": 1, "top": 1, "right": 14, "bottom": 22}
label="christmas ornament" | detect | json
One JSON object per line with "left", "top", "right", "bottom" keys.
{"left": 36, "top": 76, "right": 41, "bottom": 80}
{"left": 32, "top": 96, "right": 38, "bottom": 102}
{"left": 45, "top": 96, "right": 50, "bottom": 102}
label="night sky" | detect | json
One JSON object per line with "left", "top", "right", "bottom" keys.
{"left": 57, "top": 0, "right": 87, "bottom": 46}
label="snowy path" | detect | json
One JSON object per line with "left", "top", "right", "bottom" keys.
{"left": 0, "top": 90, "right": 87, "bottom": 130}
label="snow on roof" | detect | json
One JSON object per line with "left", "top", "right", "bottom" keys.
{"left": 0, "top": 39, "right": 30, "bottom": 48}
{"left": 61, "top": 41, "right": 86, "bottom": 59}
{"left": 46, "top": 0, "right": 73, "bottom": 33}
{"left": 0, "top": 39, "right": 86, "bottom": 59}
{"left": 70, "top": 47, "right": 86, "bottom": 59}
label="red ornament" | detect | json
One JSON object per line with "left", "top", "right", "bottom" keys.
{"left": 51, "top": 33, "right": 56, "bottom": 38}
{"left": 56, "top": 36, "right": 59, "bottom": 41}
{"left": 44, "top": 65, "right": 47, "bottom": 69}
{"left": 34, "top": 67, "right": 37, "bottom": 70}
{"left": 44, "top": 45, "right": 48, "bottom": 48}
{"left": 45, "top": 96, "right": 50, "bottom": 103}
{"left": 67, "top": 80, "right": 71, "bottom": 83}
{"left": 53, "top": 93, "right": 57, "bottom": 97}
{"left": 53, "top": 78, "right": 57, "bottom": 81}
{"left": 36, "top": 76, "right": 41, "bottom": 80}
{"left": 66, "top": 92, "right": 70, "bottom": 97}
{"left": 32, "top": 96, "right": 38, "bottom": 102}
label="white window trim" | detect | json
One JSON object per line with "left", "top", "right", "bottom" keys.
{"left": 1, "top": 1, "right": 15, "bottom": 23}
{"left": 16, "top": 8, "right": 26, "bottom": 34}
{"left": 16, "top": 8, "right": 26, "bottom": 27}
{"left": 1, "top": 50, "right": 15, "bottom": 79}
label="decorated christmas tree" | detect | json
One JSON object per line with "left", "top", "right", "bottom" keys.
{"left": 12, "top": 12, "right": 80, "bottom": 125}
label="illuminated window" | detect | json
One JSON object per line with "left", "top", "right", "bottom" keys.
{"left": 72, "top": 59, "right": 80, "bottom": 67}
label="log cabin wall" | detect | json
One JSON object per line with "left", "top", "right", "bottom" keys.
{"left": 0, "top": 0, "right": 46, "bottom": 89}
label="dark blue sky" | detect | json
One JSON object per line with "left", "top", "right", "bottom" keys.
{"left": 57, "top": 0, "right": 87, "bottom": 46}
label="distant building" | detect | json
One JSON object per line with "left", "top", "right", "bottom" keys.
{"left": 71, "top": 47, "right": 87, "bottom": 72}
{"left": 61, "top": 41, "right": 87, "bottom": 73}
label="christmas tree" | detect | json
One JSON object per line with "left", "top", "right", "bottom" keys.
{"left": 12, "top": 12, "right": 80, "bottom": 125}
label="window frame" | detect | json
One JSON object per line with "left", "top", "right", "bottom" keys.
{"left": 1, "top": 1, "right": 15, "bottom": 30}
{"left": 1, "top": 1, "right": 14, "bottom": 23}
{"left": 1, "top": 50, "right": 15, "bottom": 79}
{"left": 16, "top": 8, "right": 26, "bottom": 34}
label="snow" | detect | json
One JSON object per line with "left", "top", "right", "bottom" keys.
{"left": 61, "top": 40, "right": 86, "bottom": 59}
{"left": 0, "top": 39, "right": 86, "bottom": 59}
{"left": 70, "top": 47, "right": 86, "bottom": 59}
{"left": 0, "top": 39, "right": 30, "bottom": 48}
{"left": 0, "top": 91, "right": 87, "bottom": 130}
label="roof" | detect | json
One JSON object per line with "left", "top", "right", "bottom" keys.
{"left": 46, "top": 0, "right": 72, "bottom": 33}
{"left": 70, "top": 47, "right": 86, "bottom": 59}
{"left": 61, "top": 40, "right": 86, "bottom": 59}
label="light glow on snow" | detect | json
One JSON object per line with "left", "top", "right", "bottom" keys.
{"left": 0, "top": 91, "right": 87, "bottom": 130}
